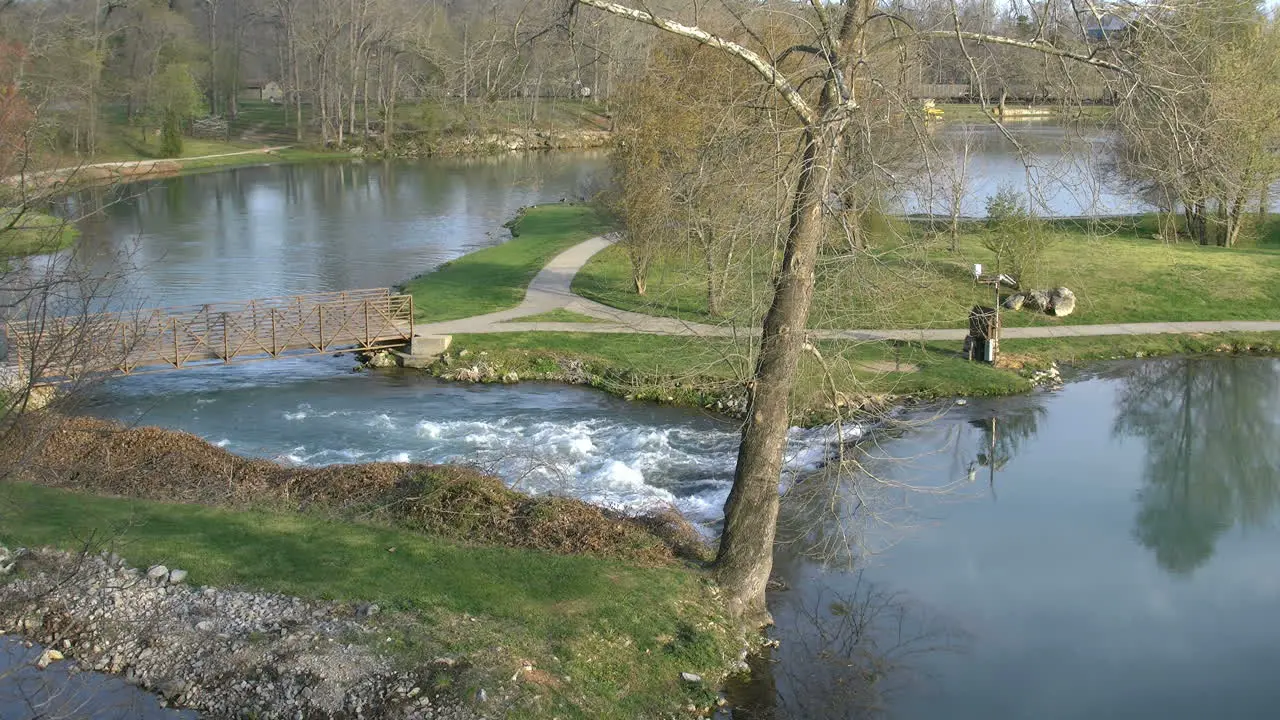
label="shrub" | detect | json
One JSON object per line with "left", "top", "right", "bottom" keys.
{"left": 982, "top": 184, "right": 1047, "bottom": 286}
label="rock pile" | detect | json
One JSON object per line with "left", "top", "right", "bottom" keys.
{"left": 0, "top": 546, "right": 474, "bottom": 720}
{"left": 1028, "top": 362, "right": 1064, "bottom": 388}
{"left": 1002, "top": 287, "right": 1076, "bottom": 317}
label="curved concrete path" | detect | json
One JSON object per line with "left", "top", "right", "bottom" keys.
{"left": 415, "top": 236, "right": 1280, "bottom": 341}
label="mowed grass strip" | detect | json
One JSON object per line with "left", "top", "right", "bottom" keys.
{"left": 502, "top": 308, "right": 604, "bottom": 323}
{"left": 573, "top": 216, "right": 1280, "bottom": 330}
{"left": 0, "top": 482, "right": 737, "bottom": 720}
{"left": 403, "top": 204, "right": 614, "bottom": 322}
{"left": 0, "top": 208, "right": 79, "bottom": 258}
{"left": 443, "top": 331, "right": 1030, "bottom": 420}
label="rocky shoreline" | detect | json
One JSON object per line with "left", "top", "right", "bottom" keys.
{"left": 388, "top": 129, "right": 612, "bottom": 157}
{"left": 0, "top": 545, "right": 474, "bottom": 720}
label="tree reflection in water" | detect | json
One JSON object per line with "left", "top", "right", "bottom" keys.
{"left": 728, "top": 421, "right": 978, "bottom": 720}
{"left": 724, "top": 570, "right": 969, "bottom": 720}
{"left": 962, "top": 401, "right": 1048, "bottom": 499}
{"left": 1110, "top": 357, "right": 1280, "bottom": 574}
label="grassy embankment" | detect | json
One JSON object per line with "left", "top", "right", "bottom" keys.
{"left": 404, "top": 205, "right": 1280, "bottom": 421}
{"left": 0, "top": 418, "right": 741, "bottom": 720}
{"left": 0, "top": 208, "right": 79, "bottom": 258}
{"left": 402, "top": 203, "right": 612, "bottom": 322}
{"left": 573, "top": 214, "right": 1280, "bottom": 330}
{"left": 28, "top": 98, "right": 612, "bottom": 182}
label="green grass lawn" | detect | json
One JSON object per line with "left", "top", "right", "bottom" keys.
{"left": 1001, "top": 331, "right": 1280, "bottom": 366}
{"left": 0, "top": 482, "right": 738, "bottom": 720}
{"left": 0, "top": 208, "right": 79, "bottom": 258}
{"left": 504, "top": 308, "right": 604, "bottom": 323}
{"left": 573, "top": 216, "right": 1280, "bottom": 331}
{"left": 403, "top": 204, "right": 614, "bottom": 322}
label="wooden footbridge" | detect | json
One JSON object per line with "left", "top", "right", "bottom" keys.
{"left": 3, "top": 288, "right": 415, "bottom": 382}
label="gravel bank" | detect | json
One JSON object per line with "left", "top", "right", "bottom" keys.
{"left": 0, "top": 545, "right": 476, "bottom": 720}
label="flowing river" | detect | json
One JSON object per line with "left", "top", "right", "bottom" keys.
{"left": 7, "top": 129, "right": 1279, "bottom": 717}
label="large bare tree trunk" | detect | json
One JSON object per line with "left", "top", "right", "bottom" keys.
{"left": 714, "top": 119, "right": 842, "bottom": 621}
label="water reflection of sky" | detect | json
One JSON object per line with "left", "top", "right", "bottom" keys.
{"left": 58, "top": 153, "right": 608, "bottom": 308}
{"left": 752, "top": 358, "right": 1280, "bottom": 720}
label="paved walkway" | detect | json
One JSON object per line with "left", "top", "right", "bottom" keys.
{"left": 3, "top": 147, "right": 293, "bottom": 187}
{"left": 416, "top": 235, "right": 1280, "bottom": 341}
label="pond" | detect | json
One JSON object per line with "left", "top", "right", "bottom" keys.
{"left": 731, "top": 356, "right": 1280, "bottom": 719}
{"left": 57, "top": 151, "right": 608, "bottom": 308}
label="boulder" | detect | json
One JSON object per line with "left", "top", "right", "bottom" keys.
{"left": 1002, "top": 293, "right": 1025, "bottom": 311}
{"left": 167, "top": 569, "right": 189, "bottom": 584}
{"left": 1024, "top": 289, "right": 1050, "bottom": 312}
{"left": 35, "top": 648, "right": 64, "bottom": 669}
{"left": 1048, "top": 287, "right": 1076, "bottom": 317}
{"left": 363, "top": 351, "right": 396, "bottom": 369}
{"left": 147, "top": 565, "right": 170, "bottom": 581}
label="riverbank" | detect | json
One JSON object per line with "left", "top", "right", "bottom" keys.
{"left": 8, "top": 98, "right": 614, "bottom": 192}
{"left": 0, "top": 415, "right": 746, "bottom": 719}
{"left": 0, "top": 208, "right": 79, "bottom": 259}
{"left": 0, "top": 541, "right": 464, "bottom": 719}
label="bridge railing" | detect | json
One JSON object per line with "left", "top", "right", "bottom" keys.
{"left": 4, "top": 288, "right": 415, "bottom": 380}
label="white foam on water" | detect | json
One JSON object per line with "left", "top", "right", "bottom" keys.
{"left": 201, "top": 405, "right": 845, "bottom": 526}
{"left": 214, "top": 439, "right": 231, "bottom": 448}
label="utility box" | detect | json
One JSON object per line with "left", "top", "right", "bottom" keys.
{"left": 963, "top": 306, "right": 1000, "bottom": 363}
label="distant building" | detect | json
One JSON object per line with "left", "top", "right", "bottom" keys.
{"left": 1083, "top": 14, "right": 1130, "bottom": 43}
{"left": 239, "top": 80, "right": 284, "bottom": 103}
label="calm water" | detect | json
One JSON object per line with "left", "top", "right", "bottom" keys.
{"left": 734, "top": 356, "right": 1280, "bottom": 719}
{"left": 57, "top": 152, "right": 607, "bottom": 307}
{"left": 907, "top": 121, "right": 1145, "bottom": 217}
{"left": 0, "top": 638, "right": 193, "bottom": 719}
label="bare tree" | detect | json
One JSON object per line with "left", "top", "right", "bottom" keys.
{"left": 568, "top": 0, "right": 1151, "bottom": 619}
{"left": 1112, "top": 0, "right": 1280, "bottom": 247}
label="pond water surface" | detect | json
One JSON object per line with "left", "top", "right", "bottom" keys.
{"left": 731, "top": 356, "right": 1280, "bottom": 719}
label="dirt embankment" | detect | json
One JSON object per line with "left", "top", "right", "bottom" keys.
{"left": 2, "top": 414, "right": 708, "bottom": 566}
